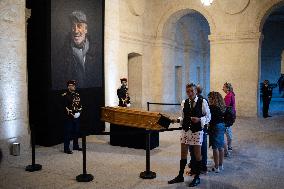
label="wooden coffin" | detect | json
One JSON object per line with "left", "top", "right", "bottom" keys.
{"left": 101, "top": 106, "right": 171, "bottom": 130}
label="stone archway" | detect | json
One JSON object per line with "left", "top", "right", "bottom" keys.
{"left": 156, "top": 3, "right": 215, "bottom": 39}
{"left": 153, "top": 3, "right": 212, "bottom": 106}
{"left": 256, "top": 0, "right": 284, "bottom": 32}
{"left": 257, "top": 1, "right": 284, "bottom": 116}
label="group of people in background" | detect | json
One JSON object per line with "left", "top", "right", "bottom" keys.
{"left": 168, "top": 82, "right": 236, "bottom": 187}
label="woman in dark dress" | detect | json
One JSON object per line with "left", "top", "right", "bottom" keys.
{"left": 208, "top": 92, "right": 226, "bottom": 173}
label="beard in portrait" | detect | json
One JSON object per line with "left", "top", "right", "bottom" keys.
{"left": 52, "top": 10, "right": 100, "bottom": 90}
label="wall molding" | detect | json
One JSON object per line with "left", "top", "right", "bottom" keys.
{"left": 120, "top": 31, "right": 206, "bottom": 53}
{"left": 209, "top": 31, "right": 262, "bottom": 44}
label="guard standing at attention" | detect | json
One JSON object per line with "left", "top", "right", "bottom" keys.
{"left": 62, "top": 80, "right": 82, "bottom": 154}
{"left": 261, "top": 80, "right": 273, "bottom": 118}
{"left": 117, "top": 78, "right": 131, "bottom": 107}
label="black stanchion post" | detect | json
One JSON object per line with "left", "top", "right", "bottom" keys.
{"left": 25, "top": 124, "right": 42, "bottom": 172}
{"left": 76, "top": 135, "right": 94, "bottom": 182}
{"left": 139, "top": 102, "right": 156, "bottom": 179}
{"left": 139, "top": 130, "right": 156, "bottom": 179}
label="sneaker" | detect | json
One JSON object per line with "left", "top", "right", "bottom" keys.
{"left": 211, "top": 167, "right": 220, "bottom": 173}
{"left": 228, "top": 147, "right": 233, "bottom": 151}
{"left": 224, "top": 151, "right": 231, "bottom": 158}
{"left": 201, "top": 166, "right": 208, "bottom": 174}
{"left": 219, "top": 165, "right": 224, "bottom": 171}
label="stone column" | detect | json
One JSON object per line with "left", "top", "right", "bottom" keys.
{"left": 104, "top": 0, "right": 120, "bottom": 106}
{"left": 0, "top": 0, "right": 29, "bottom": 155}
{"left": 209, "top": 32, "right": 262, "bottom": 117}
{"left": 202, "top": 51, "right": 209, "bottom": 96}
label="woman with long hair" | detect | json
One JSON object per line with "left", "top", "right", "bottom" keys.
{"left": 222, "top": 82, "right": 236, "bottom": 156}
{"left": 208, "top": 92, "right": 226, "bottom": 172}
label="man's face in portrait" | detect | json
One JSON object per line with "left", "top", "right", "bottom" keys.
{"left": 72, "top": 22, "right": 88, "bottom": 46}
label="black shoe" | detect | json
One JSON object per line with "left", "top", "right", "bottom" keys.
{"left": 73, "top": 147, "right": 82, "bottom": 151}
{"left": 64, "top": 149, "right": 73, "bottom": 154}
{"left": 201, "top": 166, "right": 208, "bottom": 174}
{"left": 189, "top": 170, "right": 196, "bottom": 176}
{"left": 168, "top": 175, "right": 184, "bottom": 184}
{"left": 267, "top": 115, "right": 272, "bottom": 117}
{"left": 188, "top": 163, "right": 191, "bottom": 168}
{"left": 188, "top": 177, "right": 200, "bottom": 187}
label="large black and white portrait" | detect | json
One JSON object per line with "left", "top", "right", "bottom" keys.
{"left": 51, "top": 0, "right": 103, "bottom": 89}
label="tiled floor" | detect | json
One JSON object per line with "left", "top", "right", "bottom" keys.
{"left": 0, "top": 115, "right": 284, "bottom": 189}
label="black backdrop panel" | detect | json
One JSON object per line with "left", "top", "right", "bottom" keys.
{"left": 27, "top": 0, "right": 105, "bottom": 146}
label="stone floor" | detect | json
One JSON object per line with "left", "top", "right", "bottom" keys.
{"left": 0, "top": 114, "right": 284, "bottom": 189}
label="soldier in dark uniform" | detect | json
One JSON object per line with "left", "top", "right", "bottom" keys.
{"left": 261, "top": 80, "right": 273, "bottom": 118}
{"left": 117, "top": 78, "right": 131, "bottom": 107}
{"left": 62, "top": 80, "right": 82, "bottom": 154}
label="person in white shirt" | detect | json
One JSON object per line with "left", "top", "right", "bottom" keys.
{"left": 168, "top": 83, "right": 211, "bottom": 187}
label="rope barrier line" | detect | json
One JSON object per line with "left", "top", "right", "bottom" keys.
{"left": 147, "top": 102, "right": 181, "bottom": 106}
{"left": 98, "top": 127, "right": 182, "bottom": 136}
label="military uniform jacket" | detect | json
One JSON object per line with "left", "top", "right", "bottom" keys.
{"left": 117, "top": 86, "right": 130, "bottom": 107}
{"left": 262, "top": 85, "right": 272, "bottom": 100}
{"left": 62, "top": 91, "right": 83, "bottom": 119}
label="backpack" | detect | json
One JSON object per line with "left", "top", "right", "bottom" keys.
{"left": 224, "top": 95, "right": 236, "bottom": 127}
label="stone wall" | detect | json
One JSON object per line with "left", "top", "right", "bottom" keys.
{"left": 105, "top": 0, "right": 284, "bottom": 116}
{"left": 0, "top": 0, "right": 29, "bottom": 156}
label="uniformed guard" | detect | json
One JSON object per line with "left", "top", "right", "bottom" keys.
{"left": 261, "top": 80, "right": 273, "bottom": 118}
{"left": 62, "top": 80, "right": 82, "bottom": 154}
{"left": 117, "top": 78, "right": 131, "bottom": 107}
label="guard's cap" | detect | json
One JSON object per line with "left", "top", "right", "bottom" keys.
{"left": 120, "top": 78, "right": 127, "bottom": 82}
{"left": 67, "top": 80, "right": 77, "bottom": 86}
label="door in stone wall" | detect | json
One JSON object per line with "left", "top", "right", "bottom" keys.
{"left": 128, "top": 53, "right": 142, "bottom": 108}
